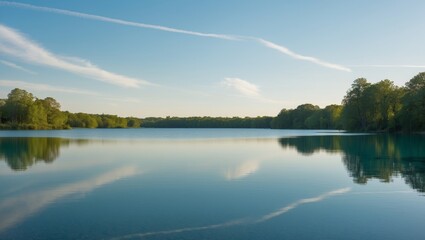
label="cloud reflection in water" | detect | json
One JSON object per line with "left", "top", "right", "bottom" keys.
{"left": 0, "top": 166, "right": 138, "bottom": 232}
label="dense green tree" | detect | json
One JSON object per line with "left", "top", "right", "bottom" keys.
{"left": 399, "top": 72, "right": 425, "bottom": 131}
{"left": 271, "top": 104, "right": 321, "bottom": 129}
{"left": 41, "top": 97, "right": 67, "bottom": 128}
{"left": 27, "top": 99, "right": 48, "bottom": 128}
{"left": 321, "top": 104, "right": 343, "bottom": 129}
{"left": 0, "top": 99, "right": 6, "bottom": 124}
{"left": 271, "top": 109, "right": 291, "bottom": 128}
{"left": 292, "top": 104, "right": 320, "bottom": 129}
{"left": 2, "top": 88, "right": 34, "bottom": 124}
{"left": 0, "top": 89, "right": 69, "bottom": 129}
{"left": 127, "top": 118, "right": 142, "bottom": 128}
{"left": 68, "top": 113, "right": 98, "bottom": 128}
{"left": 341, "top": 78, "right": 371, "bottom": 131}
{"left": 272, "top": 104, "right": 342, "bottom": 130}
{"left": 341, "top": 79, "right": 404, "bottom": 131}
{"left": 304, "top": 110, "right": 321, "bottom": 129}
{"left": 363, "top": 80, "right": 402, "bottom": 131}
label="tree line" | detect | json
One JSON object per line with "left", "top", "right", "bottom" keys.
{"left": 142, "top": 116, "right": 273, "bottom": 128}
{"left": 272, "top": 72, "right": 425, "bottom": 132}
{"left": 0, "top": 88, "right": 142, "bottom": 129}
{"left": 0, "top": 72, "right": 424, "bottom": 131}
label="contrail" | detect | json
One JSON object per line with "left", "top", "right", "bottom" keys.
{"left": 0, "top": 1, "right": 351, "bottom": 72}
{"left": 0, "top": 1, "right": 237, "bottom": 41}
{"left": 255, "top": 38, "right": 352, "bottom": 72}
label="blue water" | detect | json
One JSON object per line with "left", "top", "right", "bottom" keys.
{"left": 0, "top": 128, "right": 357, "bottom": 140}
{"left": 0, "top": 129, "right": 424, "bottom": 240}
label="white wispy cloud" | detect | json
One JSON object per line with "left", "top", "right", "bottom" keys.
{"left": 349, "top": 64, "right": 425, "bottom": 68}
{"left": 0, "top": 1, "right": 237, "bottom": 41}
{"left": 0, "top": 1, "right": 352, "bottom": 72}
{"left": 0, "top": 59, "right": 37, "bottom": 74}
{"left": 222, "top": 77, "right": 260, "bottom": 97}
{"left": 0, "top": 24, "right": 152, "bottom": 88}
{"left": 103, "top": 96, "right": 141, "bottom": 103}
{"left": 255, "top": 38, "right": 352, "bottom": 72}
{"left": 0, "top": 80, "right": 99, "bottom": 95}
{"left": 221, "top": 77, "right": 283, "bottom": 104}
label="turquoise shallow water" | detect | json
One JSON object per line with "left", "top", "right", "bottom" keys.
{"left": 0, "top": 129, "right": 424, "bottom": 240}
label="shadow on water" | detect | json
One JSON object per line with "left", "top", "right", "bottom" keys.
{"left": 279, "top": 134, "right": 425, "bottom": 193}
{"left": 0, "top": 138, "right": 89, "bottom": 171}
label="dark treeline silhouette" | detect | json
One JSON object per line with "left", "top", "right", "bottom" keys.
{"left": 279, "top": 134, "right": 425, "bottom": 193}
{"left": 142, "top": 116, "right": 273, "bottom": 128}
{"left": 0, "top": 72, "right": 424, "bottom": 131}
{"left": 0, "top": 138, "right": 89, "bottom": 171}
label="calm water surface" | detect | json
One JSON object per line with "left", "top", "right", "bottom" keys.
{"left": 0, "top": 129, "right": 424, "bottom": 240}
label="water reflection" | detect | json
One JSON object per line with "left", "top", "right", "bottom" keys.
{"left": 225, "top": 160, "right": 260, "bottom": 180}
{"left": 256, "top": 187, "right": 351, "bottom": 223}
{"left": 111, "top": 187, "right": 351, "bottom": 240}
{"left": 0, "top": 138, "right": 88, "bottom": 171}
{"left": 0, "top": 166, "right": 138, "bottom": 232}
{"left": 279, "top": 134, "right": 425, "bottom": 192}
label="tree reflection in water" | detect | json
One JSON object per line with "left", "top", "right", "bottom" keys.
{"left": 0, "top": 138, "right": 88, "bottom": 171}
{"left": 279, "top": 134, "right": 425, "bottom": 193}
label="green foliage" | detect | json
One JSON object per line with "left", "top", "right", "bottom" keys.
{"left": 341, "top": 78, "right": 371, "bottom": 131}
{"left": 28, "top": 99, "right": 48, "bottom": 128}
{"left": 321, "top": 105, "right": 343, "bottom": 129}
{"left": 341, "top": 78, "right": 404, "bottom": 131}
{"left": 0, "top": 97, "right": 138, "bottom": 130}
{"left": 272, "top": 73, "right": 423, "bottom": 132}
{"left": 67, "top": 112, "right": 98, "bottom": 128}
{"left": 1, "top": 72, "right": 425, "bottom": 132}
{"left": 142, "top": 116, "right": 272, "bottom": 128}
{"left": 399, "top": 72, "right": 425, "bottom": 131}
{"left": 0, "top": 89, "right": 69, "bottom": 129}
{"left": 126, "top": 117, "right": 142, "bottom": 128}
{"left": 2, "top": 88, "right": 34, "bottom": 124}
{"left": 271, "top": 104, "right": 340, "bottom": 129}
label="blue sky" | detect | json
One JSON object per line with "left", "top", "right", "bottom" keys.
{"left": 1, "top": 0, "right": 424, "bottom": 117}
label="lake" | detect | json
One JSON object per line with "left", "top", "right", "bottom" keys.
{"left": 0, "top": 129, "right": 424, "bottom": 240}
